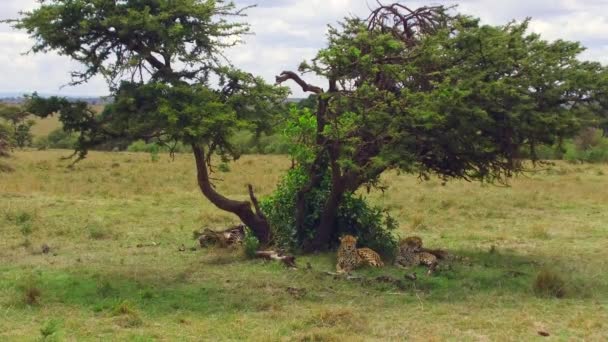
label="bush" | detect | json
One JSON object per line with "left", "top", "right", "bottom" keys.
{"left": 243, "top": 229, "right": 260, "bottom": 259}
{"left": 533, "top": 269, "right": 567, "bottom": 298}
{"left": 45, "top": 128, "right": 79, "bottom": 149}
{"left": 218, "top": 162, "right": 230, "bottom": 173}
{"left": 574, "top": 127, "right": 603, "bottom": 150}
{"left": 19, "top": 274, "right": 42, "bottom": 306}
{"left": 564, "top": 138, "right": 608, "bottom": 164}
{"left": 86, "top": 223, "right": 113, "bottom": 240}
{"left": 261, "top": 167, "right": 397, "bottom": 257}
{"left": 40, "top": 319, "right": 62, "bottom": 341}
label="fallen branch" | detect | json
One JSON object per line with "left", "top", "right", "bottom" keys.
{"left": 255, "top": 250, "right": 297, "bottom": 268}
{"left": 136, "top": 242, "right": 160, "bottom": 248}
{"left": 323, "top": 271, "right": 365, "bottom": 281}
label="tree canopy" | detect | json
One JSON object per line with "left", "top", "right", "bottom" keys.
{"left": 7, "top": 1, "right": 608, "bottom": 251}
{"left": 275, "top": 4, "right": 608, "bottom": 250}
{"left": 8, "top": 0, "right": 288, "bottom": 244}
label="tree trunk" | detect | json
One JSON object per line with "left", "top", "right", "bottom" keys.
{"left": 294, "top": 153, "right": 328, "bottom": 243}
{"left": 192, "top": 144, "right": 271, "bottom": 245}
{"left": 306, "top": 182, "right": 345, "bottom": 251}
{"left": 306, "top": 143, "right": 345, "bottom": 251}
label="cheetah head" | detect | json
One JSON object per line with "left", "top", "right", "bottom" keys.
{"left": 339, "top": 235, "right": 358, "bottom": 253}
{"left": 400, "top": 236, "right": 423, "bottom": 252}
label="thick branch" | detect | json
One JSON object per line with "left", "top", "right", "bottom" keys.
{"left": 192, "top": 144, "right": 271, "bottom": 244}
{"left": 275, "top": 71, "right": 323, "bottom": 94}
{"left": 247, "top": 184, "right": 266, "bottom": 220}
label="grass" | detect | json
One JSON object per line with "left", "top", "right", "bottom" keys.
{"left": 1, "top": 150, "right": 607, "bottom": 340}
{"left": 29, "top": 115, "right": 62, "bottom": 138}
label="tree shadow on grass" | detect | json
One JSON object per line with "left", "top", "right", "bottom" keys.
{"left": 1, "top": 248, "right": 604, "bottom": 317}
{"left": 332, "top": 248, "right": 605, "bottom": 302}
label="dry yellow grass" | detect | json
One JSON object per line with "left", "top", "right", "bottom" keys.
{"left": 1, "top": 150, "right": 607, "bottom": 340}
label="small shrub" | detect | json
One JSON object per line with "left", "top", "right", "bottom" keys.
{"left": 218, "top": 162, "right": 230, "bottom": 173}
{"left": 149, "top": 150, "right": 160, "bottom": 162}
{"left": 141, "top": 290, "right": 155, "bottom": 300}
{"left": 40, "top": 319, "right": 62, "bottom": 340}
{"left": 7, "top": 210, "right": 36, "bottom": 238}
{"left": 19, "top": 222, "right": 33, "bottom": 237}
{"left": 15, "top": 211, "right": 33, "bottom": 224}
{"left": 23, "top": 285, "right": 42, "bottom": 306}
{"left": 112, "top": 300, "right": 143, "bottom": 328}
{"left": 529, "top": 224, "right": 551, "bottom": 240}
{"left": 87, "top": 223, "right": 112, "bottom": 240}
{"left": 112, "top": 300, "right": 138, "bottom": 316}
{"left": 563, "top": 132, "right": 608, "bottom": 164}
{"left": 534, "top": 269, "right": 567, "bottom": 298}
{"left": 243, "top": 229, "right": 260, "bottom": 259}
{"left": 37, "top": 128, "right": 78, "bottom": 149}
{"left": 574, "top": 127, "right": 603, "bottom": 151}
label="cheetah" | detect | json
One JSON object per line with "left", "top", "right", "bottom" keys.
{"left": 394, "top": 236, "right": 438, "bottom": 275}
{"left": 336, "top": 235, "right": 384, "bottom": 273}
{"left": 198, "top": 225, "right": 245, "bottom": 248}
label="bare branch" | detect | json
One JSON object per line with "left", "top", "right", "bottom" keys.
{"left": 255, "top": 250, "right": 297, "bottom": 268}
{"left": 248, "top": 184, "right": 266, "bottom": 220}
{"left": 275, "top": 71, "right": 323, "bottom": 94}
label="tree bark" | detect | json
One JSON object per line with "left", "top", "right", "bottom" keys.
{"left": 306, "top": 140, "right": 345, "bottom": 251}
{"left": 192, "top": 144, "right": 271, "bottom": 245}
{"left": 307, "top": 180, "right": 345, "bottom": 251}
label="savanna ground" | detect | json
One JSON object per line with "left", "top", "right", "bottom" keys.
{"left": 1, "top": 149, "right": 607, "bottom": 341}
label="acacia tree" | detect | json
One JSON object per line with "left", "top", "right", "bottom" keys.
{"left": 275, "top": 4, "right": 608, "bottom": 250}
{"left": 0, "top": 104, "right": 35, "bottom": 148}
{"left": 8, "top": 0, "right": 288, "bottom": 244}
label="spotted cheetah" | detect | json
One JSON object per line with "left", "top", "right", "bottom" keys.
{"left": 336, "top": 235, "right": 384, "bottom": 273}
{"left": 198, "top": 225, "right": 245, "bottom": 248}
{"left": 394, "top": 236, "right": 438, "bottom": 275}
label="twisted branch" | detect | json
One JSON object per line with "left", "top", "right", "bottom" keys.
{"left": 275, "top": 71, "right": 323, "bottom": 94}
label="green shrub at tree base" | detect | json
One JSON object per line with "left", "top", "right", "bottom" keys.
{"left": 243, "top": 229, "right": 260, "bottom": 259}
{"left": 261, "top": 167, "right": 397, "bottom": 259}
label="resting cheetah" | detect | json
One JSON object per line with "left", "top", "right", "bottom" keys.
{"left": 198, "top": 225, "right": 245, "bottom": 248}
{"left": 336, "top": 235, "right": 384, "bottom": 273}
{"left": 394, "top": 236, "right": 438, "bottom": 275}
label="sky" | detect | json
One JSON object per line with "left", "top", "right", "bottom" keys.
{"left": 0, "top": 0, "right": 607, "bottom": 97}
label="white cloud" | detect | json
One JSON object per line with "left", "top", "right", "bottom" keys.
{"left": 0, "top": 0, "right": 606, "bottom": 97}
